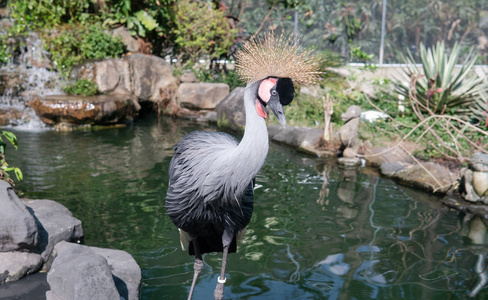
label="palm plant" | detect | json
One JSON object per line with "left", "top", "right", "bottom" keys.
{"left": 470, "top": 91, "right": 488, "bottom": 128}
{"left": 395, "top": 41, "right": 488, "bottom": 118}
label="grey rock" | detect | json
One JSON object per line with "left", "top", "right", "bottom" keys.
{"left": 339, "top": 105, "right": 361, "bottom": 158}
{"left": 47, "top": 248, "right": 119, "bottom": 300}
{"left": 364, "top": 144, "right": 415, "bottom": 167}
{"left": 338, "top": 157, "right": 361, "bottom": 168}
{"left": 471, "top": 152, "right": 488, "bottom": 172}
{"left": 180, "top": 71, "right": 198, "bottom": 83}
{"left": 216, "top": 87, "right": 245, "bottom": 131}
{"left": 47, "top": 241, "right": 141, "bottom": 300}
{"left": 112, "top": 27, "right": 140, "bottom": 53}
{"left": 177, "top": 82, "right": 230, "bottom": 110}
{"left": 23, "top": 199, "right": 83, "bottom": 263}
{"left": 0, "top": 271, "right": 50, "bottom": 299}
{"left": 0, "top": 181, "right": 38, "bottom": 252}
{"left": 390, "top": 162, "right": 459, "bottom": 194}
{"left": 380, "top": 162, "right": 407, "bottom": 177}
{"left": 126, "top": 53, "right": 178, "bottom": 103}
{"left": 95, "top": 59, "right": 132, "bottom": 95}
{"left": 0, "top": 252, "right": 43, "bottom": 283}
{"left": 268, "top": 125, "right": 323, "bottom": 151}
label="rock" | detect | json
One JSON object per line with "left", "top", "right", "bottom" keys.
{"left": 0, "top": 108, "right": 28, "bottom": 126}
{"left": 177, "top": 82, "right": 229, "bottom": 110}
{"left": 23, "top": 199, "right": 83, "bottom": 263}
{"left": 47, "top": 241, "right": 141, "bottom": 300}
{"left": 0, "top": 272, "right": 50, "bottom": 299}
{"left": 339, "top": 105, "right": 361, "bottom": 158}
{"left": 47, "top": 250, "right": 120, "bottom": 300}
{"left": 180, "top": 70, "right": 198, "bottom": 83}
{"left": 72, "top": 54, "right": 178, "bottom": 104}
{"left": 389, "top": 162, "right": 459, "bottom": 194}
{"left": 268, "top": 124, "right": 323, "bottom": 154}
{"left": 95, "top": 59, "right": 132, "bottom": 95}
{"left": 126, "top": 53, "right": 178, "bottom": 103}
{"left": 216, "top": 87, "right": 245, "bottom": 131}
{"left": 338, "top": 157, "right": 361, "bottom": 167}
{"left": 29, "top": 94, "right": 140, "bottom": 127}
{"left": 0, "top": 181, "right": 38, "bottom": 252}
{"left": 363, "top": 142, "right": 417, "bottom": 167}
{"left": 380, "top": 162, "right": 406, "bottom": 177}
{"left": 0, "top": 69, "right": 26, "bottom": 97}
{"left": 0, "top": 252, "right": 43, "bottom": 283}
{"left": 112, "top": 26, "right": 140, "bottom": 53}
{"left": 471, "top": 152, "right": 488, "bottom": 172}
{"left": 473, "top": 172, "right": 488, "bottom": 197}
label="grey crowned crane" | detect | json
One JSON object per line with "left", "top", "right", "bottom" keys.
{"left": 165, "top": 33, "right": 319, "bottom": 300}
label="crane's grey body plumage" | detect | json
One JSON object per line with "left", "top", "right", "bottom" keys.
{"left": 166, "top": 81, "right": 268, "bottom": 254}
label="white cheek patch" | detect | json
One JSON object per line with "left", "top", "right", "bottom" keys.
{"left": 258, "top": 78, "right": 277, "bottom": 103}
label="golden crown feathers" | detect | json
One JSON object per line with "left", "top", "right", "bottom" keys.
{"left": 235, "top": 32, "right": 321, "bottom": 87}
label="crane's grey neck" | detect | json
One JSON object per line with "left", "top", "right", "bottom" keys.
{"left": 236, "top": 81, "right": 269, "bottom": 176}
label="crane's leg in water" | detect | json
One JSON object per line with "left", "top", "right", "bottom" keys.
{"left": 214, "top": 230, "right": 233, "bottom": 300}
{"left": 188, "top": 239, "right": 203, "bottom": 300}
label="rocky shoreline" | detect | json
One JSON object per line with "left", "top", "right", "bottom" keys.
{"left": 0, "top": 181, "right": 141, "bottom": 299}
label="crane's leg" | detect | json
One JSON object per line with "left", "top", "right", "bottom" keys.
{"left": 188, "top": 239, "right": 203, "bottom": 300}
{"left": 214, "top": 230, "right": 233, "bottom": 300}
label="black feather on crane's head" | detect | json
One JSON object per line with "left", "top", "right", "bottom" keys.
{"left": 276, "top": 78, "right": 294, "bottom": 106}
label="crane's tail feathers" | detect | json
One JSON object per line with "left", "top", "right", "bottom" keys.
{"left": 236, "top": 227, "right": 247, "bottom": 244}
{"left": 179, "top": 228, "right": 192, "bottom": 251}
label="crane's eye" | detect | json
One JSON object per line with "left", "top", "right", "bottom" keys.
{"left": 271, "top": 90, "right": 277, "bottom": 96}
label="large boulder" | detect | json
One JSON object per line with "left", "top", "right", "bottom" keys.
{"left": 0, "top": 252, "right": 43, "bottom": 283}
{"left": 29, "top": 94, "right": 140, "bottom": 128}
{"left": 177, "top": 82, "right": 229, "bottom": 110}
{"left": 268, "top": 124, "right": 324, "bottom": 155}
{"left": 216, "top": 87, "right": 245, "bottom": 131}
{"left": 47, "top": 241, "right": 141, "bottom": 300}
{"left": 126, "top": 53, "right": 178, "bottom": 103}
{"left": 0, "top": 181, "right": 38, "bottom": 252}
{"left": 24, "top": 199, "right": 83, "bottom": 262}
{"left": 95, "top": 59, "right": 132, "bottom": 95}
{"left": 383, "top": 162, "right": 459, "bottom": 194}
{"left": 72, "top": 54, "right": 178, "bottom": 104}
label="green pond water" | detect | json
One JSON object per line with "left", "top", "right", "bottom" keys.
{"left": 6, "top": 115, "right": 488, "bottom": 299}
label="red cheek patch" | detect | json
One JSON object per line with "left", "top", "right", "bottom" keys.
{"left": 255, "top": 99, "right": 267, "bottom": 119}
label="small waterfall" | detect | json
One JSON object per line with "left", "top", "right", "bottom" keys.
{"left": 0, "top": 32, "right": 65, "bottom": 130}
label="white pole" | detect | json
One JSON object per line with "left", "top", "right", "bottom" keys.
{"left": 379, "top": 0, "right": 387, "bottom": 65}
{"left": 294, "top": 9, "right": 298, "bottom": 45}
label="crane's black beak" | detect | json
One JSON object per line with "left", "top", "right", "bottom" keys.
{"left": 268, "top": 78, "right": 295, "bottom": 128}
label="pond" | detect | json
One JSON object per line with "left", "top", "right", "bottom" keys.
{"left": 6, "top": 115, "right": 488, "bottom": 299}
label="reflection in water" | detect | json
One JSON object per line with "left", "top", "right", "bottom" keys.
{"left": 4, "top": 116, "right": 488, "bottom": 299}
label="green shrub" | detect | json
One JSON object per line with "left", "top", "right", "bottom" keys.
{"left": 8, "top": 0, "right": 91, "bottom": 33}
{"left": 42, "top": 23, "right": 124, "bottom": 77}
{"left": 63, "top": 79, "right": 99, "bottom": 96}
{"left": 173, "top": 0, "right": 237, "bottom": 63}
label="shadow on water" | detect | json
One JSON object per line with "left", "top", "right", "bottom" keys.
{"left": 5, "top": 115, "right": 488, "bottom": 299}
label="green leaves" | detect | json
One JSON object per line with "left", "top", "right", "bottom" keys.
{"left": 63, "top": 79, "right": 99, "bottom": 96}
{"left": 0, "top": 131, "right": 23, "bottom": 184}
{"left": 395, "top": 41, "right": 488, "bottom": 119}
{"left": 1, "top": 131, "right": 18, "bottom": 150}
